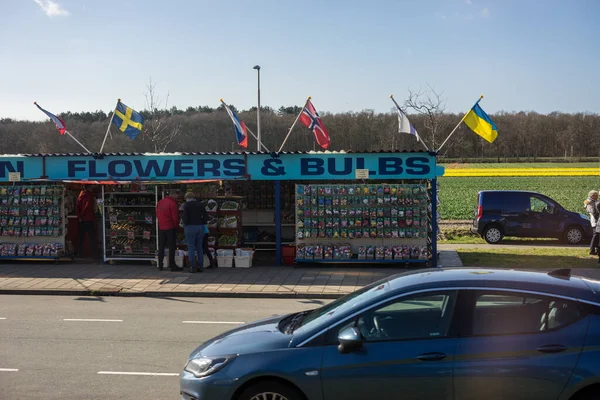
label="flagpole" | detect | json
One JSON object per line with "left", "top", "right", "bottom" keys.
{"left": 220, "top": 99, "right": 269, "bottom": 152}
{"left": 437, "top": 95, "right": 483, "bottom": 153}
{"left": 245, "top": 126, "right": 270, "bottom": 152}
{"left": 64, "top": 130, "right": 92, "bottom": 153}
{"left": 390, "top": 94, "right": 430, "bottom": 151}
{"left": 278, "top": 97, "right": 310, "bottom": 153}
{"left": 99, "top": 99, "right": 119, "bottom": 153}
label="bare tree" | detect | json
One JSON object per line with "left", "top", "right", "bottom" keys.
{"left": 143, "top": 77, "right": 181, "bottom": 152}
{"left": 404, "top": 84, "right": 449, "bottom": 151}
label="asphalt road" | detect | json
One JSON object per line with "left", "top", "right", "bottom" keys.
{"left": 0, "top": 295, "right": 328, "bottom": 400}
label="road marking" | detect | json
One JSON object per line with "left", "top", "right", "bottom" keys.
{"left": 0, "top": 368, "right": 19, "bottom": 372}
{"left": 182, "top": 321, "right": 245, "bottom": 325}
{"left": 0, "top": 317, "right": 6, "bottom": 320}
{"left": 63, "top": 319, "right": 123, "bottom": 322}
{"left": 97, "top": 371, "right": 178, "bottom": 377}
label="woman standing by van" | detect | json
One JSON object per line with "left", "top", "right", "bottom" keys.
{"left": 585, "top": 190, "right": 599, "bottom": 256}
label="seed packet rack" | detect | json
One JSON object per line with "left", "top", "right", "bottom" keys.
{"left": 294, "top": 183, "right": 432, "bottom": 264}
{"left": 0, "top": 184, "right": 67, "bottom": 261}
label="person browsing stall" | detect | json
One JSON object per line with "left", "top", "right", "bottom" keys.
{"left": 156, "top": 190, "right": 182, "bottom": 272}
{"left": 182, "top": 192, "right": 209, "bottom": 273}
{"left": 76, "top": 185, "right": 97, "bottom": 258}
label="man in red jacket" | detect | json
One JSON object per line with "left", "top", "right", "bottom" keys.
{"left": 156, "top": 190, "right": 181, "bottom": 271}
{"left": 76, "top": 186, "right": 97, "bottom": 258}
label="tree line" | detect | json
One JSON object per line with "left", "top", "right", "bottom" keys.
{"left": 1, "top": 103, "right": 598, "bottom": 159}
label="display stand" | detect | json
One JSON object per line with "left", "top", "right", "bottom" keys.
{"left": 294, "top": 183, "right": 432, "bottom": 265}
{"left": 102, "top": 185, "right": 158, "bottom": 264}
{"left": 204, "top": 196, "right": 243, "bottom": 251}
{"left": 0, "top": 184, "right": 67, "bottom": 261}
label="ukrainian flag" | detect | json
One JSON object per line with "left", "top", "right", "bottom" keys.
{"left": 112, "top": 101, "right": 144, "bottom": 140}
{"left": 463, "top": 102, "right": 498, "bottom": 143}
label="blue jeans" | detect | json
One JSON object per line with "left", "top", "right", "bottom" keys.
{"left": 185, "top": 225, "right": 205, "bottom": 268}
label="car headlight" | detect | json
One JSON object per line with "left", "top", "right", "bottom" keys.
{"left": 184, "top": 355, "right": 237, "bottom": 378}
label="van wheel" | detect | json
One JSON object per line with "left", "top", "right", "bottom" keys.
{"left": 564, "top": 226, "right": 584, "bottom": 244}
{"left": 483, "top": 225, "right": 503, "bottom": 244}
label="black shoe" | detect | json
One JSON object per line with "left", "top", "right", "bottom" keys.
{"left": 157, "top": 265, "right": 164, "bottom": 271}
{"left": 590, "top": 251, "right": 597, "bottom": 256}
{"left": 170, "top": 266, "right": 183, "bottom": 272}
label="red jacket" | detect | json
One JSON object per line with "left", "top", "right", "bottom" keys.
{"left": 76, "top": 190, "right": 96, "bottom": 222}
{"left": 157, "top": 196, "right": 179, "bottom": 230}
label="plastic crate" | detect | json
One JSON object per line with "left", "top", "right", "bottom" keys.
{"left": 234, "top": 255, "right": 252, "bottom": 268}
{"left": 217, "top": 256, "right": 234, "bottom": 268}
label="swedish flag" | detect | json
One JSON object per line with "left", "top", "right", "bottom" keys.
{"left": 112, "top": 101, "right": 144, "bottom": 140}
{"left": 464, "top": 102, "right": 498, "bottom": 143}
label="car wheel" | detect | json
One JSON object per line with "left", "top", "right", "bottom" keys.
{"left": 238, "top": 381, "right": 304, "bottom": 400}
{"left": 483, "top": 225, "right": 503, "bottom": 244}
{"left": 564, "top": 226, "right": 584, "bottom": 244}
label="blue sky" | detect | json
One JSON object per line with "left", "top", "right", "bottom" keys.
{"left": 1, "top": 0, "right": 599, "bottom": 121}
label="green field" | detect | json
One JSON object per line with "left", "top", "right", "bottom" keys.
{"left": 439, "top": 176, "right": 600, "bottom": 220}
{"left": 442, "top": 162, "right": 599, "bottom": 169}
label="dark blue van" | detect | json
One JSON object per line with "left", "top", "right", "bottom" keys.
{"left": 471, "top": 190, "right": 592, "bottom": 244}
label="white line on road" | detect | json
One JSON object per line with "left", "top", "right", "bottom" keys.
{"left": 182, "top": 320, "right": 245, "bottom": 325}
{"left": 97, "top": 371, "right": 178, "bottom": 377}
{"left": 0, "top": 368, "right": 19, "bottom": 372}
{"left": 0, "top": 317, "right": 6, "bottom": 320}
{"left": 63, "top": 319, "right": 123, "bottom": 322}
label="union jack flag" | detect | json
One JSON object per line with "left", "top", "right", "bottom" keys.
{"left": 299, "top": 99, "right": 330, "bottom": 149}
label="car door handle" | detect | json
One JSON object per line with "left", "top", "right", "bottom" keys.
{"left": 417, "top": 352, "right": 447, "bottom": 361}
{"left": 537, "top": 345, "right": 567, "bottom": 354}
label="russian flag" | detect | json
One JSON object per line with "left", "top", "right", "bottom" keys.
{"left": 34, "top": 102, "right": 67, "bottom": 135}
{"left": 222, "top": 103, "right": 248, "bottom": 148}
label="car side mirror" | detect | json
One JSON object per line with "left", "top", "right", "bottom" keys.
{"left": 338, "top": 326, "right": 363, "bottom": 354}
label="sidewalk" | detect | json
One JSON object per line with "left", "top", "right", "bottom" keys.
{"left": 0, "top": 250, "right": 462, "bottom": 299}
{"left": 0, "top": 249, "right": 596, "bottom": 299}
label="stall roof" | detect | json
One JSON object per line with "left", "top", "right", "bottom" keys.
{"left": 2, "top": 150, "right": 432, "bottom": 157}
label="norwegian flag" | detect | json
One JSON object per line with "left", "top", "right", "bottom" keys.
{"left": 299, "top": 99, "right": 331, "bottom": 149}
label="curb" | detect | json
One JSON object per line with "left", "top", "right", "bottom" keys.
{"left": 0, "top": 288, "right": 343, "bottom": 299}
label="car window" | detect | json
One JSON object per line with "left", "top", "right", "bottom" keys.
{"left": 294, "top": 279, "right": 392, "bottom": 334}
{"left": 530, "top": 196, "right": 555, "bottom": 214}
{"left": 351, "top": 291, "right": 457, "bottom": 342}
{"left": 472, "top": 292, "right": 584, "bottom": 336}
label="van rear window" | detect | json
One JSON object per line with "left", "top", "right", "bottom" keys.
{"left": 482, "top": 193, "right": 528, "bottom": 213}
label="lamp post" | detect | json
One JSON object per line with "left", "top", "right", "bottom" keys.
{"left": 253, "top": 65, "right": 261, "bottom": 152}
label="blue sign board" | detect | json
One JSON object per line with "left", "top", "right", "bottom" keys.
{"left": 246, "top": 152, "right": 444, "bottom": 180}
{"left": 0, "top": 152, "right": 443, "bottom": 182}
{"left": 0, "top": 157, "right": 44, "bottom": 181}
{"left": 45, "top": 154, "right": 247, "bottom": 181}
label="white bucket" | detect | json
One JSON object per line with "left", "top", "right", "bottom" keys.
{"left": 217, "top": 256, "right": 234, "bottom": 268}
{"left": 234, "top": 255, "right": 252, "bottom": 268}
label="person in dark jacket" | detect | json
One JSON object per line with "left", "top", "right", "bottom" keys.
{"left": 76, "top": 186, "right": 96, "bottom": 258}
{"left": 182, "top": 192, "right": 209, "bottom": 273}
{"left": 156, "top": 190, "right": 181, "bottom": 271}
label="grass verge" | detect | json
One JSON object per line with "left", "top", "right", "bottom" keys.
{"left": 457, "top": 247, "right": 599, "bottom": 269}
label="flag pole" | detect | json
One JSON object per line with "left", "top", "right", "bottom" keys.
{"left": 437, "top": 95, "right": 483, "bottom": 153}
{"left": 64, "top": 130, "right": 92, "bottom": 153}
{"left": 390, "top": 94, "right": 430, "bottom": 151}
{"left": 278, "top": 97, "right": 310, "bottom": 153}
{"left": 220, "top": 99, "right": 269, "bottom": 152}
{"left": 99, "top": 99, "right": 119, "bottom": 153}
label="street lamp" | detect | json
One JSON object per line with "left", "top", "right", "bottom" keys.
{"left": 253, "top": 65, "right": 261, "bottom": 152}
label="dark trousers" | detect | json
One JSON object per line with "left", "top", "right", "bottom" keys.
{"left": 158, "top": 229, "right": 177, "bottom": 267}
{"left": 203, "top": 234, "right": 213, "bottom": 261}
{"left": 591, "top": 231, "right": 599, "bottom": 253}
{"left": 79, "top": 221, "right": 96, "bottom": 258}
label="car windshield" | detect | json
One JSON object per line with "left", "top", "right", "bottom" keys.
{"left": 294, "top": 278, "right": 392, "bottom": 333}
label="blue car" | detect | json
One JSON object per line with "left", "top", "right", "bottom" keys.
{"left": 180, "top": 268, "right": 600, "bottom": 400}
{"left": 471, "top": 190, "right": 592, "bottom": 244}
